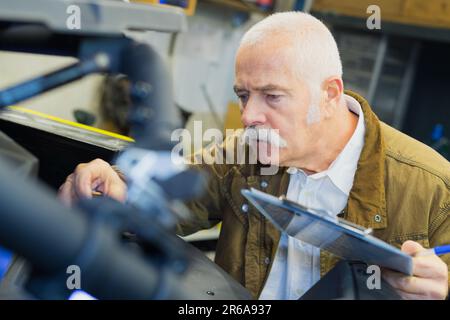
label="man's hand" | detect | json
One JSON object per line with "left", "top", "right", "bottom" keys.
{"left": 382, "top": 240, "right": 449, "bottom": 300}
{"left": 58, "top": 158, "right": 127, "bottom": 206}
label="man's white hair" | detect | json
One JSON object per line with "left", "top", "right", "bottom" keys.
{"left": 240, "top": 11, "right": 342, "bottom": 85}
{"left": 239, "top": 12, "right": 343, "bottom": 123}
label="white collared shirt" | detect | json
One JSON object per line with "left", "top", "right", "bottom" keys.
{"left": 259, "top": 94, "right": 366, "bottom": 300}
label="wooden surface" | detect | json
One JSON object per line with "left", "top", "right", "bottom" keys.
{"left": 312, "top": 0, "right": 450, "bottom": 29}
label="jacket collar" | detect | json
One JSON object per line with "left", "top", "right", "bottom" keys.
{"left": 342, "top": 90, "right": 387, "bottom": 229}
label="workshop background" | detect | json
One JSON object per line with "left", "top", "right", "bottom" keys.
{"left": 1, "top": 0, "right": 449, "bottom": 260}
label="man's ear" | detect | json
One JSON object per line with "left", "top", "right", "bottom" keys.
{"left": 320, "top": 76, "right": 343, "bottom": 119}
{"left": 324, "top": 76, "right": 343, "bottom": 107}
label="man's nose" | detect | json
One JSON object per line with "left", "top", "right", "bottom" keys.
{"left": 240, "top": 97, "right": 266, "bottom": 127}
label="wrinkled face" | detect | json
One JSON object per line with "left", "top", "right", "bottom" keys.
{"left": 234, "top": 40, "right": 323, "bottom": 167}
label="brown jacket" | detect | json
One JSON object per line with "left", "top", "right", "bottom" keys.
{"left": 177, "top": 90, "right": 450, "bottom": 299}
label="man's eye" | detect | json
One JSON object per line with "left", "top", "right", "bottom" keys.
{"left": 238, "top": 94, "right": 248, "bottom": 103}
{"left": 267, "top": 94, "right": 281, "bottom": 102}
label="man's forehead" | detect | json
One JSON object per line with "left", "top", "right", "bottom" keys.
{"left": 234, "top": 61, "right": 297, "bottom": 92}
{"left": 235, "top": 47, "right": 297, "bottom": 87}
{"left": 237, "top": 47, "right": 293, "bottom": 69}
{"left": 236, "top": 35, "right": 295, "bottom": 61}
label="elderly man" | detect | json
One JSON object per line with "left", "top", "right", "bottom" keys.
{"left": 58, "top": 12, "right": 449, "bottom": 300}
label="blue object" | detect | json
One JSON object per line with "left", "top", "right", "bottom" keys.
{"left": 294, "top": 0, "right": 307, "bottom": 11}
{"left": 434, "top": 244, "right": 450, "bottom": 256}
{"left": 431, "top": 124, "right": 444, "bottom": 142}
{"left": 160, "top": 0, "right": 189, "bottom": 9}
{"left": 0, "top": 246, "right": 13, "bottom": 279}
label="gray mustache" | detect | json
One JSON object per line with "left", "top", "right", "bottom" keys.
{"left": 241, "top": 126, "right": 288, "bottom": 148}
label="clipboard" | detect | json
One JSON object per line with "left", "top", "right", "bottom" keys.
{"left": 241, "top": 188, "right": 413, "bottom": 275}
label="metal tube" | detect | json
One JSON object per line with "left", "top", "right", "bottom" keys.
{"left": 0, "top": 160, "right": 163, "bottom": 299}
{"left": 0, "top": 53, "right": 110, "bottom": 108}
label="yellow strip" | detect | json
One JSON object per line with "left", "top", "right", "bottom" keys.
{"left": 8, "top": 106, "right": 135, "bottom": 142}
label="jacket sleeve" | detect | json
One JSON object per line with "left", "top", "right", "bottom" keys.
{"left": 175, "top": 135, "right": 238, "bottom": 237}
{"left": 175, "top": 163, "right": 225, "bottom": 236}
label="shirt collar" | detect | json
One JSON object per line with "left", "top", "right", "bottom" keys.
{"left": 287, "top": 94, "right": 366, "bottom": 195}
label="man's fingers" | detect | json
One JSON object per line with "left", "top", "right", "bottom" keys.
{"left": 382, "top": 269, "right": 448, "bottom": 299}
{"left": 73, "top": 159, "right": 111, "bottom": 199}
{"left": 383, "top": 240, "right": 450, "bottom": 299}
{"left": 395, "top": 288, "right": 427, "bottom": 300}
{"left": 382, "top": 269, "right": 413, "bottom": 291}
{"left": 58, "top": 159, "right": 127, "bottom": 206}
{"left": 74, "top": 167, "right": 94, "bottom": 200}
{"left": 401, "top": 240, "right": 424, "bottom": 256}
{"left": 58, "top": 174, "right": 75, "bottom": 206}
{"left": 412, "top": 255, "right": 448, "bottom": 279}
{"left": 91, "top": 177, "right": 103, "bottom": 192}
{"left": 108, "top": 182, "right": 127, "bottom": 203}
{"left": 401, "top": 240, "right": 448, "bottom": 280}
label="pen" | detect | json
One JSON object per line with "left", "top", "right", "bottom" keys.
{"left": 416, "top": 244, "right": 450, "bottom": 257}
